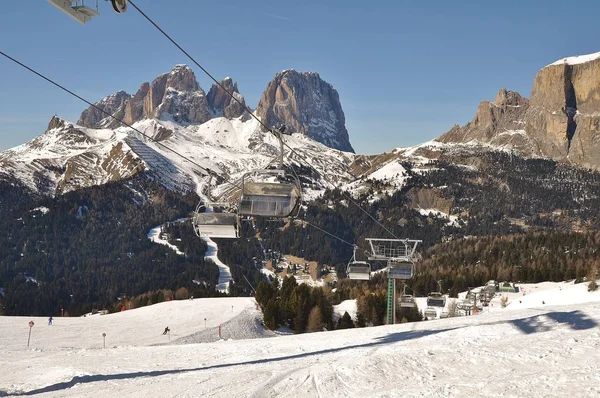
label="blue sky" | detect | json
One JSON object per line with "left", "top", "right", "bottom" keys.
{"left": 0, "top": 0, "right": 599, "bottom": 155}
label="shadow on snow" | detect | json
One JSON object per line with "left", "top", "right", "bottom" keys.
{"left": 0, "top": 327, "right": 457, "bottom": 396}
{"left": 1, "top": 310, "right": 597, "bottom": 396}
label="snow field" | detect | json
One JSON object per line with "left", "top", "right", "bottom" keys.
{"left": 1, "top": 283, "right": 600, "bottom": 397}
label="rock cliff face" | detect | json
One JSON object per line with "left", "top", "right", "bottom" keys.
{"left": 255, "top": 70, "right": 354, "bottom": 153}
{"left": 77, "top": 66, "right": 353, "bottom": 152}
{"left": 525, "top": 53, "right": 600, "bottom": 169}
{"left": 78, "top": 65, "right": 213, "bottom": 128}
{"left": 438, "top": 51, "right": 600, "bottom": 170}
{"left": 77, "top": 90, "right": 131, "bottom": 129}
{"left": 438, "top": 89, "right": 533, "bottom": 152}
{"left": 206, "top": 78, "right": 247, "bottom": 119}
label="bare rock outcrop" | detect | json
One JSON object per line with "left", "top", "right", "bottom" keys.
{"left": 77, "top": 66, "right": 355, "bottom": 152}
{"left": 525, "top": 53, "right": 600, "bottom": 168}
{"left": 77, "top": 90, "right": 131, "bottom": 129}
{"left": 79, "top": 65, "right": 211, "bottom": 128}
{"left": 438, "top": 88, "right": 533, "bottom": 151}
{"left": 207, "top": 77, "right": 248, "bottom": 119}
{"left": 437, "top": 51, "right": 600, "bottom": 170}
{"left": 256, "top": 70, "right": 354, "bottom": 153}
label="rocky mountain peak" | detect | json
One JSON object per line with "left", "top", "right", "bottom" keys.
{"left": 77, "top": 90, "right": 131, "bottom": 129}
{"left": 437, "top": 50, "right": 600, "bottom": 170}
{"left": 75, "top": 66, "right": 355, "bottom": 152}
{"left": 206, "top": 77, "right": 248, "bottom": 119}
{"left": 255, "top": 70, "right": 354, "bottom": 153}
{"left": 47, "top": 115, "right": 67, "bottom": 131}
{"left": 525, "top": 51, "right": 600, "bottom": 169}
{"left": 166, "top": 64, "right": 200, "bottom": 92}
{"left": 437, "top": 88, "right": 530, "bottom": 148}
{"left": 494, "top": 88, "right": 526, "bottom": 107}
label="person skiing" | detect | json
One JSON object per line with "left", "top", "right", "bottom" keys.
{"left": 162, "top": 326, "right": 170, "bottom": 335}
{"left": 48, "top": 316, "right": 53, "bottom": 326}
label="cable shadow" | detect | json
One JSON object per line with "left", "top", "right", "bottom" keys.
{"left": 2, "top": 327, "right": 458, "bottom": 396}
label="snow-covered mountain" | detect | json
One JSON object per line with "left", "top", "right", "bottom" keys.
{"left": 0, "top": 65, "right": 360, "bottom": 198}
{"left": 0, "top": 112, "right": 357, "bottom": 199}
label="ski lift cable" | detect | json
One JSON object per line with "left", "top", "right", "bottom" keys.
{"left": 0, "top": 50, "right": 244, "bottom": 195}
{"left": 127, "top": 1, "right": 400, "bottom": 241}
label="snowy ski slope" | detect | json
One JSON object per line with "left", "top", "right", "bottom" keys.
{"left": 1, "top": 283, "right": 599, "bottom": 397}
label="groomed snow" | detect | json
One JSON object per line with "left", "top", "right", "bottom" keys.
{"left": 147, "top": 223, "right": 185, "bottom": 256}
{"left": 1, "top": 283, "right": 600, "bottom": 397}
{"left": 203, "top": 237, "right": 232, "bottom": 294}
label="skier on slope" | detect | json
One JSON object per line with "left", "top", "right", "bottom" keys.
{"left": 48, "top": 316, "right": 53, "bottom": 326}
{"left": 163, "top": 326, "right": 170, "bottom": 335}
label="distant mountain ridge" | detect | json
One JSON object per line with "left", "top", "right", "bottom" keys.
{"left": 438, "top": 51, "right": 600, "bottom": 170}
{"left": 0, "top": 65, "right": 358, "bottom": 197}
{"left": 76, "top": 65, "right": 353, "bottom": 153}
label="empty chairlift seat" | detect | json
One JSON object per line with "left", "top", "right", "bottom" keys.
{"left": 387, "top": 259, "right": 414, "bottom": 280}
{"left": 346, "top": 261, "right": 371, "bottom": 280}
{"left": 238, "top": 171, "right": 302, "bottom": 218}
{"left": 399, "top": 294, "right": 416, "bottom": 308}
{"left": 426, "top": 292, "right": 446, "bottom": 308}
{"left": 192, "top": 205, "right": 239, "bottom": 239}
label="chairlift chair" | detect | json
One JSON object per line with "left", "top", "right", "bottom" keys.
{"left": 424, "top": 307, "right": 438, "bottom": 319}
{"left": 426, "top": 292, "right": 446, "bottom": 308}
{"left": 387, "top": 259, "right": 414, "bottom": 280}
{"left": 237, "top": 126, "right": 302, "bottom": 219}
{"left": 237, "top": 169, "right": 302, "bottom": 218}
{"left": 48, "top": 1, "right": 126, "bottom": 24}
{"left": 192, "top": 176, "right": 239, "bottom": 239}
{"left": 346, "top": 246, "right": 371, "bottom": 280}
{"left": 399, "top": 285, "right": 416, "bottom": 308}
{"left": 192, "top": 203, "right": 239, "bottom": 239}
{"left": 399, "top": 294, "right": 416, "bottom": 308}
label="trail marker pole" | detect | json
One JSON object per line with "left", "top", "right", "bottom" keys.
{"left": 102, "top": 332, "right": 106, "bottom": 349}
{"left": 27, "top": 321, "right": 34, "bottom": 347}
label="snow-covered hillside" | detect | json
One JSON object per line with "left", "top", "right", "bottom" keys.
{"left": 0, "top": 115, "right": 356, "bottom": 199}
{"left": 1, "top": 283, "right": 599, "bottom": 397}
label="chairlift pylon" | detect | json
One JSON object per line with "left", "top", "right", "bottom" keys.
{"left": 346, "top": 245, "right": 371, "bottom": 281}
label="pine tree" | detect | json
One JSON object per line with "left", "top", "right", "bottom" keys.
{"left": 337, "top": 311, "right": 354, "bottom": 329}
{"left": 307, "top": 306, "right": 323, "bottom": 332}
{"left": 263, "top": 299, "right": 279, "bottom": 330}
